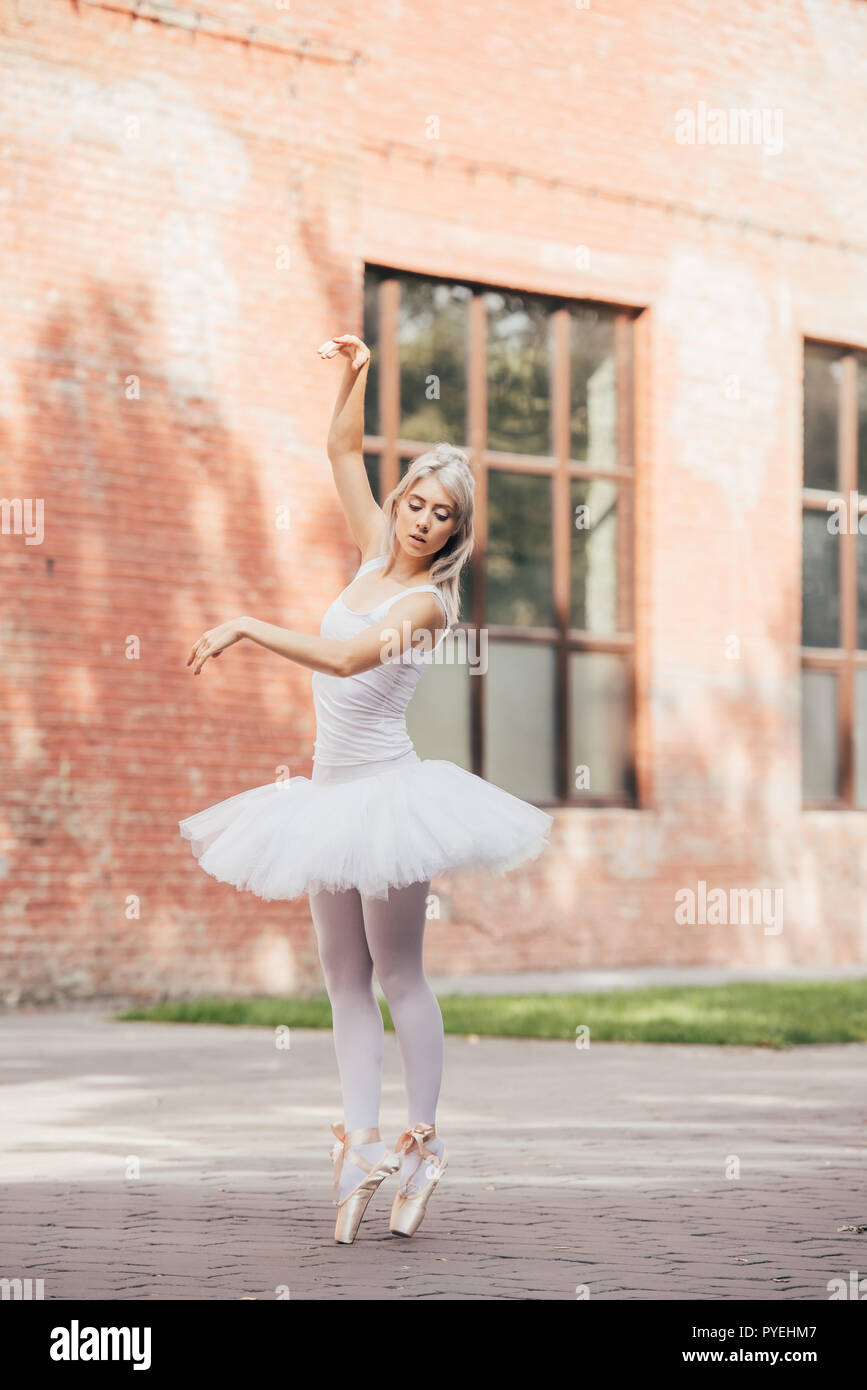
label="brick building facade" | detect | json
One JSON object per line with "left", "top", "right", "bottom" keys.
{"left": 2, "top": 0, "right": 866, "bottom": 1002}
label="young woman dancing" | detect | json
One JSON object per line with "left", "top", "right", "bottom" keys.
{"left": 179, "top": 333, "right": 553, "bottom": 1244}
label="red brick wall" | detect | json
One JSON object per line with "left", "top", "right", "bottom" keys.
{"left": 2, "top": 0, "right": 866, "bottom": 1003}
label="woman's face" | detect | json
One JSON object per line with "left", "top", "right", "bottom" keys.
{"left": 396, "top": 475, "right": 457, "bottom": 559}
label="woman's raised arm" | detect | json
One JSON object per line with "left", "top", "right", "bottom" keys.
{"left": 318, "top": 334, "right": 385, "bottom": 557}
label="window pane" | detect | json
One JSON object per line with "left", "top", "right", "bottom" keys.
{"left": 397, "top": 273, "right": 469, "bottom": 442}
{"left": 363, "top": 272, "right": 381, "bottom": 437}
{"left": 484, "top": 640, "right": 555, "bottom": 799}
{"left": 570, "top": 307, "right": 617, "bottom": 467}
{"left": 487, "top": 470, "right": 553, "bottom": 625}
{"left": 856, "top": 670, "right": 867, "bottom": 809}
{"left": 486, "top": 291, "right": 551, "bottom": 455}
{"left": 406, "top": 654, "right": 472, "bottom": 770}
{"left": 802, "top": 669, "right": 838, "bottom": 800}
{"left": 803, "top": 343, "right": 842, "bottom": 491}
{"left": 569, "top": 651, "right": 632, "bottom": 797}
{"left": 859, "top": 355, "right": 867, "bottom": 496}
{"left": 458, "top": 558, "right": 474, "bottom": 624}
{"left": 571, "top": 478, "right": 618, "bottom": 632}
{"left": 364, "top": 451, "right": 380, "bottom": 504}
{"left": 398, "top": 276, "right": 470, "bottom": 444}
{"left": 802, "top": 509, "right": 839, "bottom": 646}
{"left": 859, "top": 531, "right": 867, "bottom": 650}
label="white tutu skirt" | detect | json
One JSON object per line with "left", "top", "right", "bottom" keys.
{"left": 178, "top": 751, "right": 554, "bottom": 902}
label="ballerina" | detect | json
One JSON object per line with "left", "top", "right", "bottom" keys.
{"left": 180, "top": 333, "right": 553, "bottom": 1242}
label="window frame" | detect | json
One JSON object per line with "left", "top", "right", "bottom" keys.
{"left": 801, "top": 336, "right": 867, "bottom": 810}
{"left": 363, "top": 265, "right": 640, "bottom": 809}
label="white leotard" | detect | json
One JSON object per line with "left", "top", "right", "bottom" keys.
{"left": 311, "top": 555, "right": 451, "bottom": 768}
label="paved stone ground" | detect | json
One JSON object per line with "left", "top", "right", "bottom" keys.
{"left": 1, "top": 1010, "right": 865, "bottom": 1300}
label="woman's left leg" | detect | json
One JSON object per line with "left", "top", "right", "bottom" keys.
{"left": 309, "top": 885, "right": 389, "bottom": 1201}
{"left": 361, "top": 879, "right": 445, "bottom": 1193}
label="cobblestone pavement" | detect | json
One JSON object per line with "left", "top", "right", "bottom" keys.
{"left": 1, "top": 1011, "right": 864, "bottom": 1300}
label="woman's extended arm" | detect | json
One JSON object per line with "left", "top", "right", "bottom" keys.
{"left": 186, "top": 617, "right": 346, "bottom": 677}
{"left": 187, "top": 592, "right": 445, "bottom": 679}
{"left": 319, "top": 333, "right": 384, "bottom": 556}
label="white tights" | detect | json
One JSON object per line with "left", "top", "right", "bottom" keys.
{"left": 309, "top": 879, "right": 445, "bottom": 1197}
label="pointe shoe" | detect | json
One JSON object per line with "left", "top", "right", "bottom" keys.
{"left": 388, "top": 1122, "right": 448, "bottom": 1238}
{"left": 329, "top": 1123, "right": 400, "bottom": 1245}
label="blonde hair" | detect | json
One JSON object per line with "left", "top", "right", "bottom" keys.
{"left": 380, "top": 442, "right": 475, "bottom": 627}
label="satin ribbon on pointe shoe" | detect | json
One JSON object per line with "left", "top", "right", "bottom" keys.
{"left": 329, "top": 1123, "right": 383, "bottom": 1201}
{"left": 389, "top": 1123, "right": 448, "bottom": 1236}
{"left": 393, "top": 1122, "right": 442, "bottom": 1191}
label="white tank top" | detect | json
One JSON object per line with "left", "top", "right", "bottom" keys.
{"left": 312, "top": 555, "right": 451, "bottom": 767}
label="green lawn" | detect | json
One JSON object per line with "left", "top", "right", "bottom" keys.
{"left": 114, "top": 980, "right": 867, "bottom": 1049}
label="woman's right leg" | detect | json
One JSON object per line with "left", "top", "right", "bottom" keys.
{"left": 308, "top": 886, "right": 387, "bottom": 1200}
{"left": 360, "top": 879, "right": 445, "bottom": 1196}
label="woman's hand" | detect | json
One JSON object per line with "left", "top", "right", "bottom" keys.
{"left": 187, "top": 619, "right": 247, "bottom": 675}
{"left": 317, "top": 334, "right": 370, "bottom": 370}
